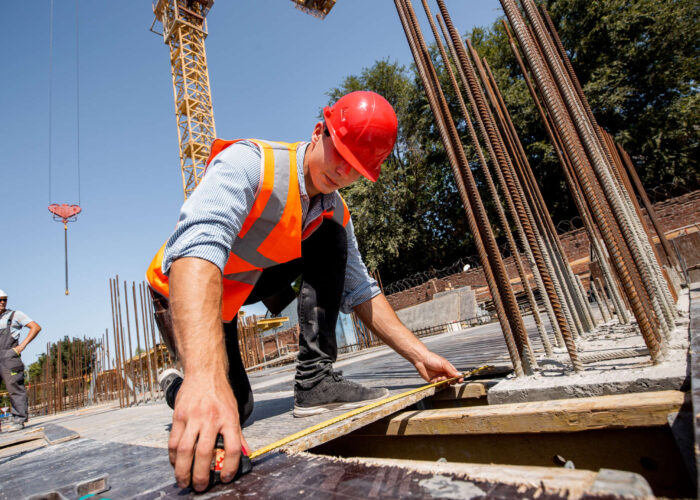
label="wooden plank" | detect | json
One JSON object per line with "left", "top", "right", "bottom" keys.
{"left": 42, "top": 424, "right": 80, "bottom": 445}
{"left": 352, "top": 457, "right": 655, "bottom": 499}
{"left": 0, "top": 428, "right": 44, "bottom": 450}
{"left": 300, "top": 426, "right": 694, "bottom": 497}
{"left": 0, "top": 424, "right": 79, "bottom": 458}
{"left": 139, "top": 451, "right": 643, "bottom": 499}
{"left": 356, "top": 390, "right": 687, "bottom": 436}
{"left": 430, "top": 382, "right": 487, "bottom": 401}
{"left": 281, "top": 383, "right": 445, "bottom": 454}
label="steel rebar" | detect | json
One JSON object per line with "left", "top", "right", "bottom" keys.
{"left": 520, "top": 0, "right": 673, "bottom": 341}
{"left": 424, "top": 3, "right": 552, "bottom": 358}
{"left": 435, "top": 0, "right": 581, "bottom": 370}
{"left": 396, "top": 0, "right": 528, "bottom": 375}
{"left": 500, "top": 0, "right": 665, "bottom": 362}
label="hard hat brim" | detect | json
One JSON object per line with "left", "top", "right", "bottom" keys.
{"left": 323, "top": 107, "right": 379, "bottom": 183}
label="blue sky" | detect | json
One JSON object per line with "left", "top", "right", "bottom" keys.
{"left": 1, "top": 0, "right": 502, "bottom": 366}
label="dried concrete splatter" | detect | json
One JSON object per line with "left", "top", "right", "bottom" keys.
{"left": 418, "top": 474, "right": 486, "bottom": 499}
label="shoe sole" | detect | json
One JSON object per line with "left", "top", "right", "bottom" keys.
{"left": 293, "top": 388, "right": 390, "bottom": 418}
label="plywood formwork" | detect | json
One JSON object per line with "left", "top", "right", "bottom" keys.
{"left": 151, "top": 0, "right": 216, "bottom": 199}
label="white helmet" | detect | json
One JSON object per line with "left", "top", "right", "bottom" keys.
{"left": 0, "top": 289, "right": 6, "bottom": 298}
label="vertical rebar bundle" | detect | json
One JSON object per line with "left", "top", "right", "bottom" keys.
{"left": 395, "top": 0, "right": 562, "bottom": 377}
{"left": 500, "top": 19, "right": 632, "bottom": 326}
{"left": 25, "top": 335, "right": 121, "bottom": 417}
{"left": 426, "top": 8, "right": 553, "bottom": 357}
{"left": 498, "top": 0, "right": 673, "bottom": 362}
{"left": 103, "top": 276, "right": 176, "bottom": 407}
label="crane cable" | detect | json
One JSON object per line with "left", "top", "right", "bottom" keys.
{"left": 47, "top": 0, "right": 83, "bottom": 295}
{"left": 48, "top": 0, "right": 82, "bottom": 204}
{"left": 75, "top": 0, "right": 81, "bottom": 206}
{"left": 48, "top": 0, "right": 53, "bottom": 204}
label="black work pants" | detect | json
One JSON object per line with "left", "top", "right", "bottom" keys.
{"left": 151, "top": 220, "right": 347, "bottom": 424}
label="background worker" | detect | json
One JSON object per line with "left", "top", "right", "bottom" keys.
{"left": 0, "top": 289, "right": 41, "bottom": 432}
{"left": 147, "top": 91, "right": 462, "bottom": 491}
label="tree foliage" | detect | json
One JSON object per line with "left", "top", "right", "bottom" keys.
{"left": 26, "top": 336, "right": 98, "bottom": 383}
{"left": 328, "top": 60, "right": 472, "bottom": 284}
{"left": 543, "top": 0, "right": 699, "bottom": 187}
{"left": 326, "top": 0, "right": 698, "bottom": 286}
{"left": 1, "top": 337, "right": 98, "bottom": 407}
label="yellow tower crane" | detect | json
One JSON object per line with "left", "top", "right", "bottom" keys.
{"left": 150, "top": 0, "right": 337, "bottom": 200}
{"left": 151, "top": 0, "right": 216, "bottom": 200}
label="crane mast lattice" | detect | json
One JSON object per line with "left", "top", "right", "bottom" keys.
{"left": 151, "top": 0, "right": 216, "bottom": 200}
{"left": 150, "top": 0, "right": 336, "bottom": 199}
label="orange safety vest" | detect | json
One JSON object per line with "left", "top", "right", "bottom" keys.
{"left": 146, "top": 138, "right": 351, "bottom": 321}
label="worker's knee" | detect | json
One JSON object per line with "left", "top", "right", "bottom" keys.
{"left": 302, "top": 221, "right": 347, "bottom": 265}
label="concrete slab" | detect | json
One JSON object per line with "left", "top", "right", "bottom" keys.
{"left": 0, "top": 317, "right": 532, "bottom": 497}
{"left": 488, "top": 287, "right": 691, "bottom": 405}
{"left": 396, "top": 286, "right": 477, "bottom": 331}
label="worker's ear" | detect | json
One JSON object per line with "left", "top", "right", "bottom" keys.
{"left": 310, "top": 121, "right": 324, "bottom": 145}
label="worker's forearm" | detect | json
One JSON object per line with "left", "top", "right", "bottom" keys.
{"left": 353, "top": 293, "right": 430, "bottom": 363}
{"left": 17, "top": 323, "right": 41, "bottom": 352}
{"left": 169, "top": 257, "right": 228, "bottom": 381}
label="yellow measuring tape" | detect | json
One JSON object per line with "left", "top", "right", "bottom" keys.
{"left": 248, "top": 365, "right": 490, "bottom": 460}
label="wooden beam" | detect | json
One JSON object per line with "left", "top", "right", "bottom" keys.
{"left": 430, "top": 382, "right": 487, "bottom": 401}
{"left": 282, "top": 383, "right": 447, "bottom": 453}
{"left": 357, "top": 390, "right": 688, "bottom": 436}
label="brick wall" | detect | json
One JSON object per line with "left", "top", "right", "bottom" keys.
{"left": 387, "top": 190, "right": 700, "bottom": 311}
{"left": 261, "top": 325, "right": 299, "bottom": 358}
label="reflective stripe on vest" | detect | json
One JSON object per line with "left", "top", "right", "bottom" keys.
{"left": 146, "top": 138, "right": 350, "bottom": 321}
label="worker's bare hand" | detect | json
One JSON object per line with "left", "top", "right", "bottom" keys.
{"left": 413, "top": 350, "right": 463, "bottom": 384}
{"left": 168, "top": 375, "right": 243, "bottom": 492}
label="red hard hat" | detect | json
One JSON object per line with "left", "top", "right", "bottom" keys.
{"left": 323, "top": 91, "right": 398, "bottom": 182}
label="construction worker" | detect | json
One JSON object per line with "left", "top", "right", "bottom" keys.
{"left": 147, "top": 91, "right": 462, "bottom": 491}
{"left": 0, "top": 289, "right": 41, "bottom": 432}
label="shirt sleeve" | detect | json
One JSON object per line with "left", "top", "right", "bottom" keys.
{"left": 340, "top": 218, "right": 382, "bottom": 313}
{"left": 162, "top": 141, "right": 262, "bottom": 274}
{"left": 12, "top": 311, "right": 32, "bottom": 327}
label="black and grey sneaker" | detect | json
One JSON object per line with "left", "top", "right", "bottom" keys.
{"left": 158, "top": 367, "right": 183, "bottom": 410}
{"left": 293, "top": 370, "right": 389, "bottom": 418}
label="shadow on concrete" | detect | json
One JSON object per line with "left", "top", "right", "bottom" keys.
{"left": 248, "top": 395, "right": 295, "bottom": 424}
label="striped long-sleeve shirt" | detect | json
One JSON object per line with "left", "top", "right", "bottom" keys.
{"left": 162, "top": 140, "right": 380, "bottom": 313}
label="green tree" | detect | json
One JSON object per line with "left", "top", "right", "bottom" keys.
{"left": 543, "top": 0, "right": 699, "bottom": 187}
{"left": 326, "top": 1, "right": 698, "bottom": 287}
{"left": 25, "top": 336, "right": 98, "bottom": 385}
{"left": 470, "top": 0, "right": 699, "bottom": 219}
